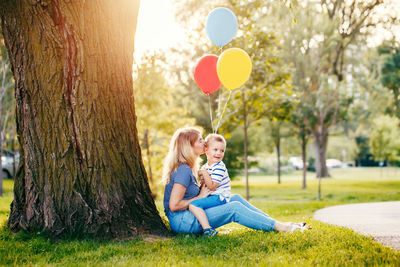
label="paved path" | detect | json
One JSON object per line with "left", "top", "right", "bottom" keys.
{"left": 313, "top": 201, "right": 400, "bottom": 250}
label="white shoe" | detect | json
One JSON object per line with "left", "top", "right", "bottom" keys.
{"left": 290, "top": 223, "right": 311, "bottom": 232}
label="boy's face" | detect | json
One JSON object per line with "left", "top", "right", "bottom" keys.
{"left": 206, "top": 141, "right": 226, "bottom": 165}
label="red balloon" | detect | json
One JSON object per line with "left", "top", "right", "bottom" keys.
{"left": 193, "top": 55, "right": 221, "bottom": 95}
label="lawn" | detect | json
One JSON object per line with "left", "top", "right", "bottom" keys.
{"left": 1, "top": 167, "right": 399, "bottom": 266}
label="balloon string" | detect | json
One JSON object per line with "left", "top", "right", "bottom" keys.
{"left": 215, "top": 90, "right": 221, "bottom": 133}
{"left": 215, "top": 90, "right": 232, "bottom": 134}
{"left": 208, "top": 95, "right": 214, "bottom": 133}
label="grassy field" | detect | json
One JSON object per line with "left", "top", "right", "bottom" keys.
{"left": 1, "top": 167, "right": 399, "bottom": 266}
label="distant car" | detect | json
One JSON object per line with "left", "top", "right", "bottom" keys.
{"left": 1, "top": 149, "right": 19, "bottom": 178}
{"left": 289, "top": 157, "right": 304, "bottom": 170}
{"left": 326, "top": 159, "right": 343, "bottom": 169}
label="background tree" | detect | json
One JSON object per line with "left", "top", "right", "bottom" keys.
{"left": 1, "top": 0, "right": 167, "bottom": 238}
{"left": 219, "top": 23, "right": 293, "bottom": 199}
{"left": 346, "top": 44, "right": 393, "bottom": 167}
{"left": 378, "top": 44, "right": 400, "bottom": 120}
{"left": 369, "top": 115, "right": 400, "bottom": 166}
{"left": 271, "top": 121, "right": 289, "bottom": 184}
{"left": 290, "top": 104, "right": 312, "bottom": 189}
{"left": 263, "top": 105, "right": 294, "bottom": 184}
{"left": 0, "top": 39, "right": 14, "bottom": 196}
{"left": 262, "top": 0, "right": 397, "bottom": 178}
{"left": 134, "top": 52, "right": 195, "bottom": 197}
{"left": 171, "top": 0, "right": 293, "bottom": 174}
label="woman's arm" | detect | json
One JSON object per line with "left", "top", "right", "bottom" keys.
{"left": 198, "top": 169, "right": 219, "bottom": 191}
{"left": 169, "top": 183, "right": 211, "bottom": 212}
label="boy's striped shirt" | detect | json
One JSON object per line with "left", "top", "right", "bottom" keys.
{"left": 202, "top": 161, "right": 231, "bottom": 201}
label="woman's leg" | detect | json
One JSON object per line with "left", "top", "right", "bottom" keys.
{"left": 229, "top": 194, "right": 271, "bottom": 218}
{"left": 228, "top": 195, "right": 307, "bottom": 231}
{"left": 205, "top": 201, "right": 276, "bottom": 231}
{"left": 167, "top": 210, "right": 202, "bottom": 234}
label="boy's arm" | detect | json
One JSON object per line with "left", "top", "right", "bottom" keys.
{"left": 198, "top": 169, "right": 219, "bottom": 191}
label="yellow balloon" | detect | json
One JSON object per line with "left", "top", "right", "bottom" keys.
{"left": 217, "top": 48, "right": 252, "bottom": 90}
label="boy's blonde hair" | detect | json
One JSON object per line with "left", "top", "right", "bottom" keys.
{"left": 205, "top": 133, "right": 226, "bottom": 147}
{"left": 162, "top": 127, "right": 202, "bottom": 184}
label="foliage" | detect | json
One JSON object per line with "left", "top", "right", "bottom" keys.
{"left": 1, "top": 169, "right": 400, "bottom": 266}
{"left": 369, "top": 115, "right": 400, "bottom": 163}
{"left": 342, "top": 45, "right": 393, "bottom": 167}
{"left": 326, "top": 135, "right": 357, "bottom": 161}
{"left": 378, "top": 43, "right": 400, "bottom": 119}
{"left": 134, "top": 53, "right": 196, "bottom": 197}
{"left": 218, "top": 7, "right": 294, "bottom": 130}
{"left": 171, "top": 0, "right": 294, "bottom": 182}
{"left": 168, "top": 0, "right": 400, "bottom": 179}
{"left": 222, "top": 127, "right": 258, "bottom": 179}
{"left": 261, "top": 120, "right": 295, "bottom": 184}
{"left": 216, "top": 3, "right": 294, "bottom": 187}
{"left": 261, "top": 0, "right": 398, "bottom": 177}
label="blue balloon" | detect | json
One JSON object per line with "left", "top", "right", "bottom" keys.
{"left": 206, "top": 7, "right": 238, "bottom": 48}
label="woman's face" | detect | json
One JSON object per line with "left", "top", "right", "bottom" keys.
{"left": 192, "top": 135, "right": 205, "bottom": 156}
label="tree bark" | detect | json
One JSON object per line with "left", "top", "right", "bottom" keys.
{"left": 1, "top": 0, "right": 168, "bottom": 238}
{"left": 143, "top": 129, "right": 153, "bottom": 185}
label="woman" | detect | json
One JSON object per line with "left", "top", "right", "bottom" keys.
{"left": 163, "top": 127, "right": 309, "bottom": 235}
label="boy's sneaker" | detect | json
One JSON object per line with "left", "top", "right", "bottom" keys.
{"left": 203, "top": 227, "right": 218, "bottom": 237}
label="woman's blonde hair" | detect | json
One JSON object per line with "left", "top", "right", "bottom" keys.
{"left": 162, "top": 127, "right": 202, "bottom": 184}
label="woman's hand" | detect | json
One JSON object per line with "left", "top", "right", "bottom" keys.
{"left": 169, "top": 183, "right": 210, "bottom": 212}
{"left": 198, "top": 170, "right": 207, "bottom": 185}
{"left": 198, "top": 184, "right": 211, "bottom": 198}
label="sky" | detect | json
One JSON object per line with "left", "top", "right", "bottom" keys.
{"left": 134, "top": 0, "right": 186, "bottom": 61}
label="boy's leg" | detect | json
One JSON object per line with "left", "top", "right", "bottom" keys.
{"left": 189, "top": 204, "right": 211, "bottom": 230}
{"left": 189, "top": 195, "right": 226, "bottom": 230}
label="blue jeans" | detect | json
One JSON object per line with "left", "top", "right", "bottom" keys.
{"left": 189, "top": 195, "right": 226, "bottom": 209}
{"left": 167, "top": 194, "right": 275, "bottom": 234}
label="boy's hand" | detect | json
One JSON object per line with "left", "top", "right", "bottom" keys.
{"left": 198, "top": 169, "right": 208, "bottom": 177}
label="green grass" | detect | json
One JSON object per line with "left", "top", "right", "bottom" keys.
{"left": 1, "top": 167, "right": 399, "bottom": 266}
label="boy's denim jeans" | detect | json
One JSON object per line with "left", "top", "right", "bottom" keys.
{"left": 189, "top": 194, "right": 226, "bottom": 209}
{"left": 167, "top": 194, "right": 275, "bottom": 234}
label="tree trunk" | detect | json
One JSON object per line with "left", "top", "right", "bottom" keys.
{"left": 314, "top": 129, "right": 330, "bottom": 178}
{"left": 301, "top": 130, "right": 307, "bottom": 189}
{"left": 1, "top": 0, "right": 168, "bottom": 238}
{"left": 273, "top": 124, "right": 281, "bottom": 184}
{"left": 318, "top": 175, "right": 322, "bottom": 200}
{"left": 242, "top": 91, "right": 249, "bottom": 201}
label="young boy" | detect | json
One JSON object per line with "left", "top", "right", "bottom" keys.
{"left": 189, "top": 134, "right": 231, "bottom": 236}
